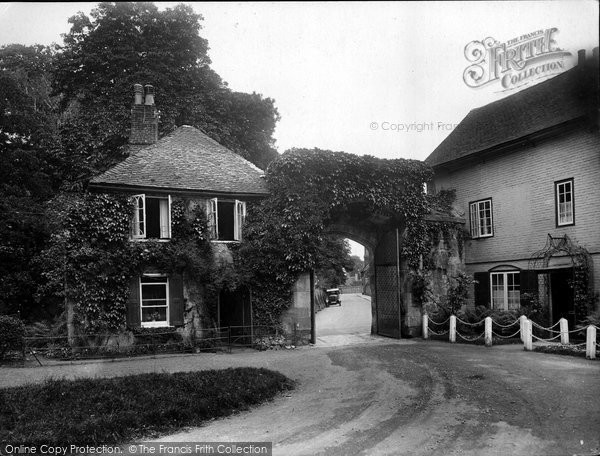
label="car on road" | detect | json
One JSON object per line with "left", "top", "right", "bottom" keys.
{"left": 325, "top": 288, "right": 342, "bottom": 307}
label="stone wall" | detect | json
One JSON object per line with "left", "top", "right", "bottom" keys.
{"left": 280, "top": 272, "right": 313, "bottom": 345}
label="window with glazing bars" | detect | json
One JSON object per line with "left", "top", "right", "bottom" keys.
{"left": 469, "top": 199, "right": 493, "bottom": 238}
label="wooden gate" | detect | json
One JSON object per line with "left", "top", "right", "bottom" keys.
{"left": 375, "top": 264, "right": 401, "bottom": 338}
{"left": 374, "top": 229, "right": 401, "bottom": 338}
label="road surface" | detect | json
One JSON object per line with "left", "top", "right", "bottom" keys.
{"left": 316, "top": 293, "right": 372, "bottom": 339}
{"left": 3, "top": 298, "right": 599, "bottom": 456}
{"left": 152, "top": 340, "right": 600, "bottom": 456}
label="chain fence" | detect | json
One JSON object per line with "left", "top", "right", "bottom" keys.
{"left": 423, "top": 313, "right": 597, "bottom": 359}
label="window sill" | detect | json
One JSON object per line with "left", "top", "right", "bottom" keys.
{"left": 210, "top": 240, "right": 241, "bottom": 244}
{"left": 130, "top": 238, "right": 171, "bottom": 242}
{"left": 141, "top": 322, "right": 171, "bottom": 328}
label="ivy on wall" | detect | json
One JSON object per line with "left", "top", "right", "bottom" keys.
{"left": 571, "top": 256, "right": 598, "bottom": 324}
{"left": 238, "top": 148, "right": 438, "bottom": 325}
{"left": 40, "top": 193, "right": 213, "bottom": 334}
{"left": 39, "top": 151, "right": 461, "bottom": 332}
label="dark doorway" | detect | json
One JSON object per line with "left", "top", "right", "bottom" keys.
{"left": 219, "top": 288, "right": 252, "bottom": 344}
{"left": 550, "top": 268, "right": 574, "bottom": 327}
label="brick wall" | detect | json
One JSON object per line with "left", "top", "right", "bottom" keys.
{"left": 130, "top": 104, "right": 158, "bottom": 145}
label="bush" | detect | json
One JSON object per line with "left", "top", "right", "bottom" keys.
{"left": 520, "top": 292, "right": 550, "bottom": 327}
{"left": 579, "top": 310, "right": 600, "bottom": 328}
{"left": 0, "top": 315, "right": 25, "bottom": 360}
{"left": 132, "top": 326, "right": 183, "bottom": 345}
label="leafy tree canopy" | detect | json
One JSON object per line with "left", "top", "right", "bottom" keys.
{"left": 0, "top": 44, "right": 60, "bottom": 318}
{"left": 53, "top": 2, "right": 279, "bottom": 183}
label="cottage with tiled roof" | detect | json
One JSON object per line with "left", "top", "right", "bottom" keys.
{"left": 425, "top": 48, "right": 599, "bottom": 327}
{"left": 90, "top": 84, "right": 268, "bottom": 334}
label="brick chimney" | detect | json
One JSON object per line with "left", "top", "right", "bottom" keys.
{"left": 129, "top": 83, "right": 158, "bottom": 145}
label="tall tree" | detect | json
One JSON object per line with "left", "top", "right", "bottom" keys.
{"left": 0, "top": 44, "right": 59, "bottom": 318}
{"left": 53, "top": 1, "right": 279, "bottom": 185}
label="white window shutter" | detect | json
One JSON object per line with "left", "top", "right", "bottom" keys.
{"left": 469, "top": 203, "right": 478, "bottom": 238}
{"left": 234, "top": 200, "right": 246, "bottom": 241}
{"left": 167, "top": 195, "right": 172, "bottom": 238}
{"left": 131, "top": 194, "right": 146, "bottom": 239}
{"left": 159, "top": 196, "right": 170, "bottom": 239}
{"left": 207, "top": 198, "right": 218, "bottom": 239}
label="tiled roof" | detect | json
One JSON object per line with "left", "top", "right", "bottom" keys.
{"left": 90, "top": 126, "right": 269, "bottom": 195}
{"left": 425, "top": 63, "right": 597, "bottom": 167}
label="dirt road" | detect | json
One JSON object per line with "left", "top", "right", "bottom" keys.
{"left": 315, "top": 293, "right": 371, "bottom": 337}
{"left": 2, "top": 307, "right": 598, "bottom": 456}
{"left": 153, "top": 340, "right": 600, "bottom": 456}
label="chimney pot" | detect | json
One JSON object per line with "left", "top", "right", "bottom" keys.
{"left": 144, "top": 84, "right": 155, "bottom": 105}
{"left": 130, "top": 85, "right": 158, "bottom": 145}
{"left": 133, "top": 84, "right": 143, "bottom": 105}
{"left": 578, "top": 49, "right": 586, "bottom": 66}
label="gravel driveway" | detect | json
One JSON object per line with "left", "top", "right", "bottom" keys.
{"left": 2, "top": 336, "right": 598, "bottom": 455}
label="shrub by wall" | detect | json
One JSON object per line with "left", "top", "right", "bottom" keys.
{"left": 0, "top": 315, "right": 25, "bottom": 360}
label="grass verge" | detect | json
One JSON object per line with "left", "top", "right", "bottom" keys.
{"left": 0, "top": 367, "right": 294, "bottom": 445}
{"left": 534, "top": 344, "right": 596, "bottom": 359}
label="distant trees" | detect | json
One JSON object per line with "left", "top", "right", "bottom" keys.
{"left": 315, "top": 237, "right": 355, "bottom": 289}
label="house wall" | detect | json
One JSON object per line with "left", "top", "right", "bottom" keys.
{"left": 431, "top": 127, "right": 600, "bottom": 308}
{"left": 125, "top": 194, "right": 248, "bottom": 342}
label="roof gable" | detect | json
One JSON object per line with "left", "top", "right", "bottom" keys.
{"left": 90, "top": 125, "right": 269, "bottom": 195}
{"left": 425, "top": 63, "right": 598, "bottom": 168}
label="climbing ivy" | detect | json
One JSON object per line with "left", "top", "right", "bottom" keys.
{"left": 238, "top": 148, "right": 436, "bottom": 325}
{"left": 40, "top": 193, "right": 213, "bottom": 334}
{"left": 570, "top": 256, "right": 598, "bottom": 324}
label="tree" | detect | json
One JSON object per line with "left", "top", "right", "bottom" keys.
{"left": 52, "top": 2, "right": 279, "bottom": 185}
{"left": 315, "top": 237, "right": 354, "bottom": 289}
{"left": 0, "top": 44, "right": 60, "bottom": 318}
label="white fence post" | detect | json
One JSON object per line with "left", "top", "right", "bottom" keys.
{"left": 586, "top": 325, "right": 596, "bottom": 360}
{"left": 422, "top": 314, "right": 429, "bottom": 340}
{"left": 519, "top": 315, "right": 527, "bottom": 342}
{"left": 449, "top": 315, "right": 456, "bottom": 343}
{"left": 484, "top": 316, "right": 493, "bottom": 347}
{"left": 559, "top": 318, "right": 569, "bottom": 345}
{"left": 523, "top": 319, "right": 533, "bottom": 351}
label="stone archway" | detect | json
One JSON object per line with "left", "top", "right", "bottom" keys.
{"left": 281, "top": 202, "right": 412, "bottom": 340}
{"left": 250, "top": 148, "right": 460, "bottom": 342}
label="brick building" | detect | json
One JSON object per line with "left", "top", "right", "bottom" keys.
{"left": 425, "top": 49, "right": 599, "bottom": 325}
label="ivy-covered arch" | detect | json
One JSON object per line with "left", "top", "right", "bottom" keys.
{"left": 238, "top": 148, "right": 440, "bottom": 334}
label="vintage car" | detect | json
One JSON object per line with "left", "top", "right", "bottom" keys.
{"left": 325, "top": 288, "right": 342, "bottom": 307}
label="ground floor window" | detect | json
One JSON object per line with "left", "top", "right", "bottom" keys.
{"left": 140, "top": 274, "right": 169, "bottom": 327}
{"left": 490, "top": 271, "right": 520, "bottom": 310}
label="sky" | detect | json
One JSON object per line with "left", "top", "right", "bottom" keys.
{"left": 1, "top": 1, "right": 598, "bottom": 259}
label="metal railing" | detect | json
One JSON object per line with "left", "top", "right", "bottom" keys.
{"left": 16, "top": 324, "right": 292, "bottom": 366}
